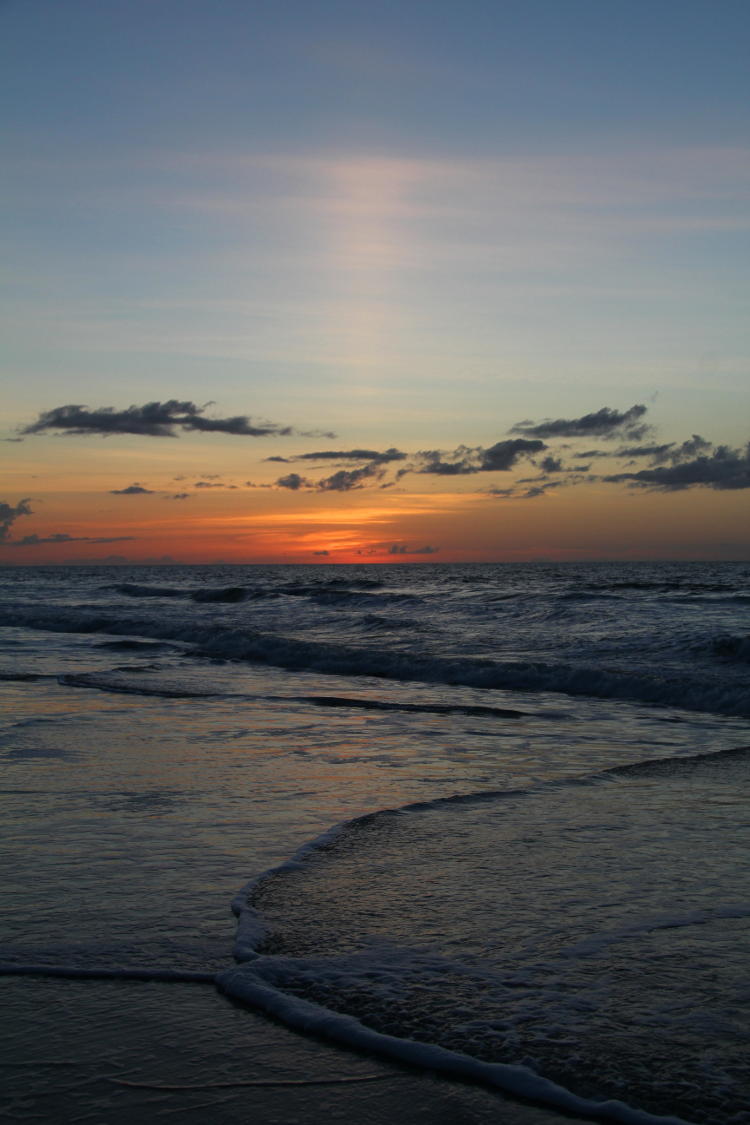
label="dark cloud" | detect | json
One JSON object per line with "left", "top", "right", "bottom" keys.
{"left": 1, "top": 498, "right": 32, "bottom": 541}
{"left": 604, "top": 443, "right": 750, "bottom": 491}
{"left": 298, "top": 447, "right": 406, "bottom": 464}
{"left": 5, "top": 533, "right": 136, "bottom": 547}
{"left": 511, "top": 404, "right": 648, "bottom": 440}
{"left": 409, "top": 450, "right": 476, "bottom": 475}
{"left": 313, "top": 550, "right": 330, "bottom": 556}
{"left": 182, "top": 414, "right": 292, "bottom": 437}
{"left": 405, "top": 439, "right": 545, "bottom": 477}
{"left": 319, "top": 464, "right": 386, "bottom": 491}
{"left": 110, "top": 484, "right": 154, "bottom": 495}
{"left": 541, "top": 455, "right": 564, "bottom": 473}
{"left": 166, "top": 493, "right": 190, "bottom": 500}
{"left": 614, "top": 442, "right": 675, "bottom": 461}
{"left": 22, "top": 401, "right": 334, "bottom": 440}
{"left": 388, "top": 543, "right": 440, "bottom": 555}
{"left": 487, "top": 481, "right": 564, "bottom": 500}
{"left": 479, "top": 439, "right": 547, "bottom": 470}
{"left": 194, "top": 481, "right": 225, "bottom": 489}
{"left": 671, "top": 434, "right": 713, "bottom": 461}
{"left": 276, "top": 472, "right": 311, "bottom": 491}
{"left": 275, "top": 462, "right": 386, "bottom": 492}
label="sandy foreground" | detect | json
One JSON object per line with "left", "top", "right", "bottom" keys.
{"left": 1, "top": 977, "right": 590, "bottom": 1125}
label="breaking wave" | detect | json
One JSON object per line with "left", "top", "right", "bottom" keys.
{"left": 1, "top": 602, "right": 748, "bottom": 717}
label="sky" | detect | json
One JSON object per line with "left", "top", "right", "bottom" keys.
{"left": 2, "top": 0, "right": 748, "bottom": 564}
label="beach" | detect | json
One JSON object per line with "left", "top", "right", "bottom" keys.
{"left": 2, "top": 561, "right": 749, "bottom": 1124}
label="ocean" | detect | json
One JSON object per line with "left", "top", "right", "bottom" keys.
{"left": 1, "top": 561, "right": 749, "bottom": 1124}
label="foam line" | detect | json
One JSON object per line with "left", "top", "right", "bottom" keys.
{"left": 217, "top": 966, "right": 694, "bottom": 1125}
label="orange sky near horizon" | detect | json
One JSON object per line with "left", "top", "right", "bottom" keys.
{"left": 3, "top": 466, "right": 748, "bottom": 565}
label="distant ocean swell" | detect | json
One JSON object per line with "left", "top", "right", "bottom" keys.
{"left": 1, "top": 602, "right": 749, "bottom": 717}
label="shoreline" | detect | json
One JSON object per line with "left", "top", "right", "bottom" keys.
{"left": 1, "top": 977, "right": 588, "bottom": 1125}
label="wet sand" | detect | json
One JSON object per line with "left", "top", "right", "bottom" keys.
{"left": 1, "top": 977, "right": 589, "bottom": 1125}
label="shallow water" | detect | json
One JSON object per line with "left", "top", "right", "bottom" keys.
{"left": 1, "top": 562, "right": 749, "bottom": 1123}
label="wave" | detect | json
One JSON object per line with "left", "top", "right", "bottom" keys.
{"left": 581, "top": 579, "right": 746, "bottom": 594}
{"left": 296, "top": 694, "right": 529, "bottom": 719}
{"left": 58, "top": 671, "right": 227, "bottom": 698}
{"left": 218, "top": 964, "right": 692, "bottom": 1125}
{"left": 114, "top": 582, "right": 187, "bottom": 598}
{"left": 191, "top": 586, "right": 248, "bottom": 603}
{"left": 226, "top": 741, "right": 750, "bottom": 1125}
{"left": 230, "top": 742, "right": 750, "bottom": 961}
{"left": 113, "top": 576, "right": 389, "bottom": 605}
{"left": 708, "top": 633, "right": 750, "bottom": 663}
{"left": 2, "top": 602, "right": 749, "bottom": 717}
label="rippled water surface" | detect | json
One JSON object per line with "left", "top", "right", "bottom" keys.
{"left": 2, "top": 562, "right": 749, "bottom": 1124}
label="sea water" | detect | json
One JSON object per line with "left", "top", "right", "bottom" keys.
{"left": 1, "top": 562, "right": 748, "bottom": 1123}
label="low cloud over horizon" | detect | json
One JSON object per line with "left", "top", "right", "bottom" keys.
{"left": 3, "top": 401, "right": 748, "bottom": 560}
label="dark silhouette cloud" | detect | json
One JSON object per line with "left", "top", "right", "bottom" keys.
{"left": 267, "top": 448, "right": 406, "bottom": 466}
{"left": 166, "top": 493, "right": 191, "bottom": 500}
{"left": 405, "top": 439, "right": 545, "bottom": 477}
{"left": 313, "top": 550, "right": 330, "bottom": 556}
{"left": 614, "top": 442, "right": 675, "bottom": 461}
{"left": 487, "top": 481, "right": 564, "bottom": 500}
{"left": 319, "top": 464, "right": 386, "bottom": 491}
{"left": 541, "top": 455, "right": 564, "bottom": 473}
{"left": 276, "top": 472, "right": 311, "bottom": 491}
{"left": 298, "top": 447, "right": 406, "bottom": 464}
{"left": 5, "top": 533, "right": 136, "bottom": 547}
{"left": 671, "top": 434, "right": 713, "bottom": 461}
{"left": 575, "top": 436, "right": 713, "bottom": 468}
{"left": 511, "top": 404, "right": 648, "bottom": 440}
{"left": 409, "top": 450, "right": 476, "bottom": 475}
{"left": 388, "top": 543, "right": 440, "bottom": 554}
{"left": 275, "top": 462, "right": 386, "bottom": 491}
{"left": 479, "top": 439, "right": 547, "bottom": 470}
{"left": 604, "top": 443, "right": 750, "bottom": 491}
{"left": 1, "top": 498, "right": 32, "bottom": 541}
{"left": 110, "top": 484, "right": 154, "bottom": 495}
{"left": 22, "top": 401, "right": 335, "bottom": 440}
